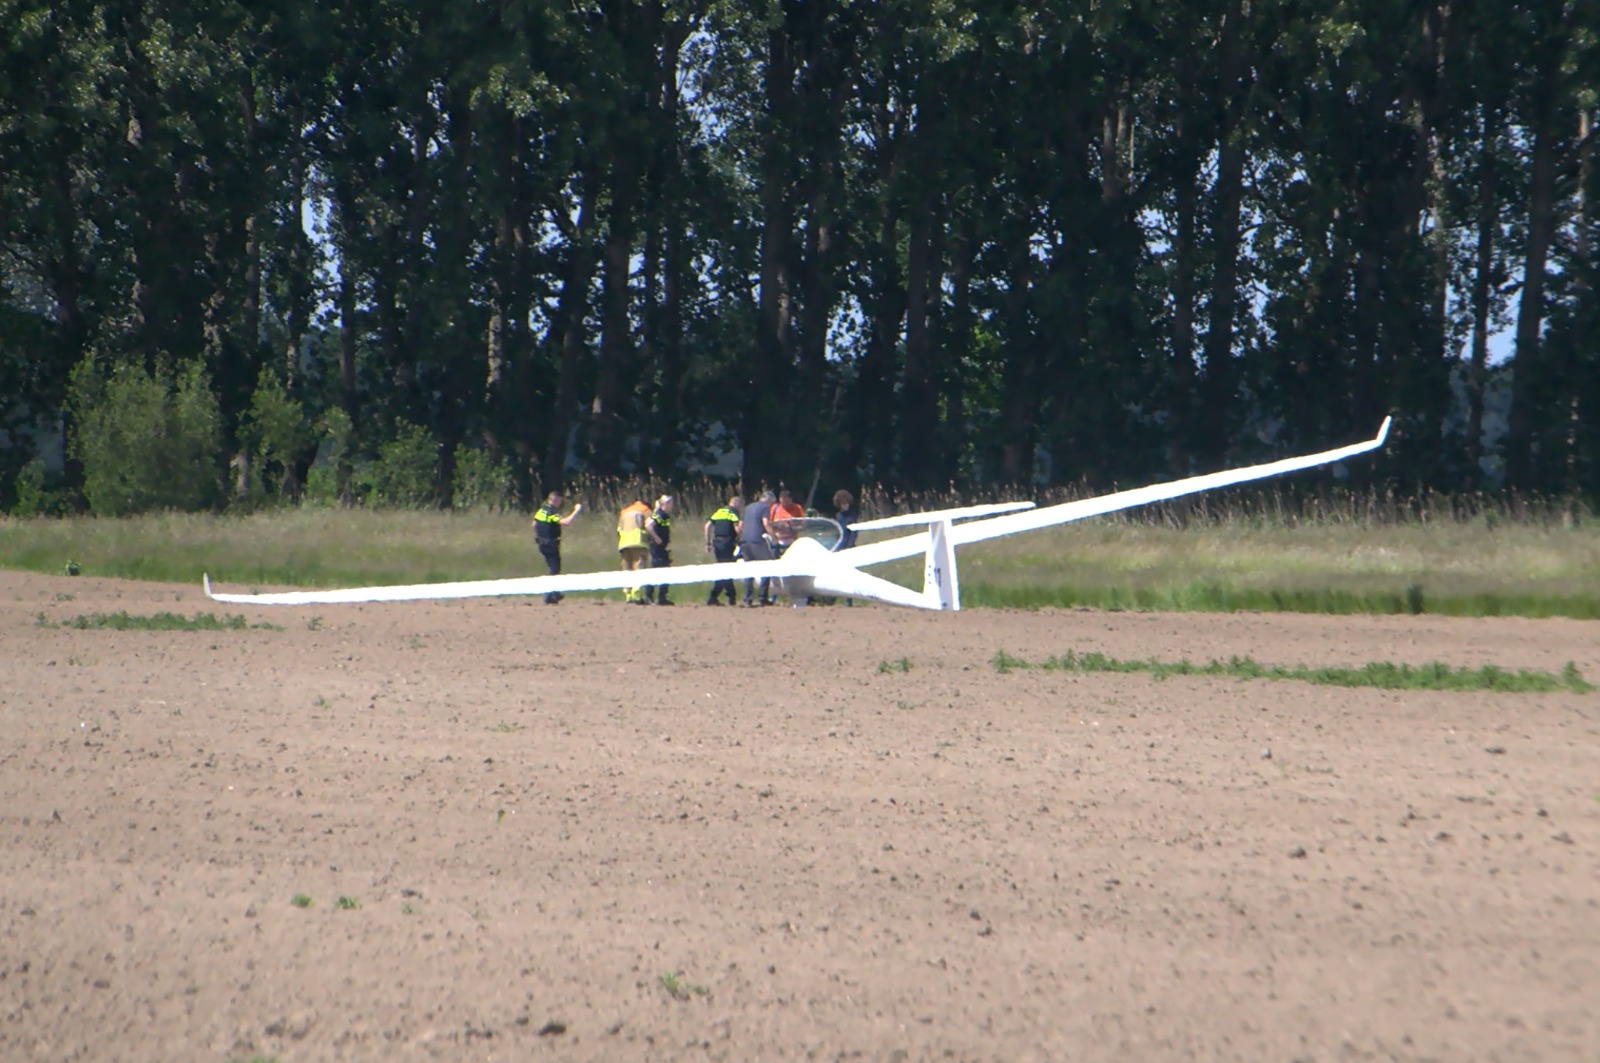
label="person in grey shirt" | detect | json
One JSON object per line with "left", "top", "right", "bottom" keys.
{"left": 739, "top": 490, "right": 776, "bottom": 606}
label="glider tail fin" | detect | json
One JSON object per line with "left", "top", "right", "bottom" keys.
{"left": 923, "top": 519, "right": 960, "bottom": 611}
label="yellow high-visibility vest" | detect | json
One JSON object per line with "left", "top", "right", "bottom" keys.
{"left": 617, "top": 502, "right": 650, "bottom": 550}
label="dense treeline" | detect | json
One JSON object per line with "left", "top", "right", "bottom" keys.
{"left": 1, "top": 0, "right": 1597, "bottom": 514}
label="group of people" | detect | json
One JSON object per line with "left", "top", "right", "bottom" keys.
{"left": 529, "top": 487, "right": 860, "bottom": 607}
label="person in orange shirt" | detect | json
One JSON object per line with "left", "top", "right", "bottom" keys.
{"left": 763, "top": 488, "right": 805, "bottom": 556}
{"left": 617, "top": 500, "right": 652, "bottom": 603}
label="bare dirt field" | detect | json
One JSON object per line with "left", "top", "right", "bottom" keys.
{"left": 2, "top": 569, "right": 1598, "bottom": 1062}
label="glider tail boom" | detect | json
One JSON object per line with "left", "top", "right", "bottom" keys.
{"left": 924, "top": 518, "right": 960, "bottom": 611}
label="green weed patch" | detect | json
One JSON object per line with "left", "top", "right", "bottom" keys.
{"left": 41, "top": 610, "right": 281, "bottom": 632}
{"left": 991, "top": 649, "right": 1594, "bottom": 694}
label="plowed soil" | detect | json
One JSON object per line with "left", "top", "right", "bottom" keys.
{"left": 2, "top": 570, "right": 1597, "bottom": 1062}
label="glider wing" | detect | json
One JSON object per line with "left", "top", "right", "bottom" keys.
{"left": 203, "top": 420, "right": 1389, "bottom": 608}
{"left": 843, "top": 418, "right": 1392, "bottom": 568}
{"left": 204, "top": 550, "right": 819, "bottom": 606}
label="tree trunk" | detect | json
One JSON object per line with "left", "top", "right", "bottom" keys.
{"left": 1467, "top": 108, "right": 1498, "bottom": 483}
{"left": 239, "top": 67, "right": 261, "bottom": 386}
{"left": 652, "top": 18, "right": 689, "bottom": 474}
{"left": 284, "top": 112, "right": 312, "bottom": 396}
{"left": 545, "top": 178, "right": 601, "bottom": 484}
{"left": 858, "top": 193, "right": 905, "bottom": 481}
{"left": 590, "top": 170, "right": 636, "bottom": 475}
{"left": 748, "top": 20, "right": 798, "bottom": 481}
{"left": 1200, "top": 135, "right": 1245, "bottom": 463}
{"left": 1565, "top": 107, "right": 1591, "bottom": 490}
{"left": 1505, "top": 88, "right": 1559, "bottom": 488}
{"left": 941, "top": 214, "right": 977, "bottom": 481}
{"left": 1168, "top": 56, "right": 1200, "bottom": 474}
{"left": 1198, "top": 0, "right": 1246, "bottom": 466}
{"left": 998, "top": 244, "right": 1036, "bottom": 483}
{"left": 898, "top": 197, "right": 939, "bottom": 488}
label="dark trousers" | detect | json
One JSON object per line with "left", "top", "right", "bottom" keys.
{"left": 740, "top": 538, "right": 774, "bottom": 603}
{"left": 708, "top": 543, "right": 737, "bottom": 603}
{"left": 644, "top": 546, "right": 672, "bottom": 602}
{"left": 538, "top": 542, "right": 562, "bottom": 603}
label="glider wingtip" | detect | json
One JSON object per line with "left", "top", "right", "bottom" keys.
{"left": 202, "top": 573, "right": 213, "bottom": 598}
{"left": 1376, "top": 415, "right": 1393, "bottom": 445}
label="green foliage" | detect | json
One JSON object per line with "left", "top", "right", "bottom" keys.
{"left": 658, "top": 971, "right": 708, "bottom": 1000}
{"left": 2, "top": 0, "right": 1600, "bottom": 509}
{"left": 290, "top": 894, "right": 312, "bottom": 908}
{"left": 451, "top": 445, "right": 515, "bottom": 511}
{"left": 366, "top": 421, "right": 438, "bottom": 509}
{"left": 877, "top": 657, "right": 912, "bottom": 674}
{"left": 991, "top": 650, "right": 1025, "bottom": 675}
{"left": 9, "top": 457, "right": 58, "bottom": 517}
{"left": 303, "top": 408, "right": 357, "bottom": 508}
{"left": 68, "top": 357, "right": 222, "bottom": 516}
{"left": 240, "top": 367, "right": 314, "bottom": 506}
{"left": 992, "top": 649, "right": 1595, "bottom": 694}
{"left": 40, "top": 611, "right": 280, "bottom": 631}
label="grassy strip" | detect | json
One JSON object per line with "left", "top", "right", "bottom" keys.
{"left": 961, "top": 581, "right": 1600, "bottom": 618}
{"left": 991, "top": 649, "right": 1595, "bottom": 693}
{"left": 39, "top": 610, "right": 282, "bottom": 631}
{"left": 3, "top": 509, "right": 1598, "bottom": 618}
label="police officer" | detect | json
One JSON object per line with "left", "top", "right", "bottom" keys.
{"left": 642, "top": 494, "right": 675, "bottom": 605}
{"left": 532, "top": 490, "right": 582, "bottom": 603}
{"left": 703, "top": 495, "right": 742, "bottom": 605}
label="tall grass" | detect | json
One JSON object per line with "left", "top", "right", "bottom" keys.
{"left": 856, "top": 481, "right": 1593, "bottom": 530}
{"left": 2, "top": 488, "right": 1597, "bottom": 618}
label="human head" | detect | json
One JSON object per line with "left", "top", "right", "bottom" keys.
{"left": 760, "top": 490, "right": 776, "bottom": 503}
{"left": 832, "top": 488, "right": 854, "bottom": 511}
{"left": 778, "top": 489, "right": 793, "bottom": 505}
{"left": 656, "top": 494, "right": 674, "bottom": 512}
{"left": 545, "top": 490, "right": 564, "bottom": 507}
{"left": 728, "top": 495, "right": 743, "bottom": 510}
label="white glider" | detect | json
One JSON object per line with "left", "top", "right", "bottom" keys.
{"left": 204, "top": 418, "right": 1391, "bottom": 611}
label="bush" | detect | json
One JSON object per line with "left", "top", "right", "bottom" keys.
{"left": 69, "top": 357, "right": 223, "bottom": 515}
{"left": 241, "top": 366, "right": 314, "bottom": 505}
{"left": 302, "top": 407, "right": 356, "bottom": 507}
{"left": 9, "top": 457, "right": 58, "bottom": 517}
{"left": 367, "top": 420, "right": 438, "bottom": 508}
{"left": 451, "top": 445, "right": 516, "bottom": 511}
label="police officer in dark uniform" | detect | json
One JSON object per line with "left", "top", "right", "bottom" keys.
{"left": 532, "top": 490, "right": 582, "bottom": 603}
{"left": 702, "top": 495, "right": 742, "bottom": 605}
{"left": 642, "top": 495, "right": 675, "bottom": 605}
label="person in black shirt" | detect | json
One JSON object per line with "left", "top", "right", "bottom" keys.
{"left": 702, "top": 495, "right": 742, "bottom": 605}
{"left": 531, "top": 490, "right": 582, "bottom": 603}
{"left": 642, "top": 495, "right": 676, "bottom": 605}
{"left": 739, "top": 490, "right": 776, "bottom": 606}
